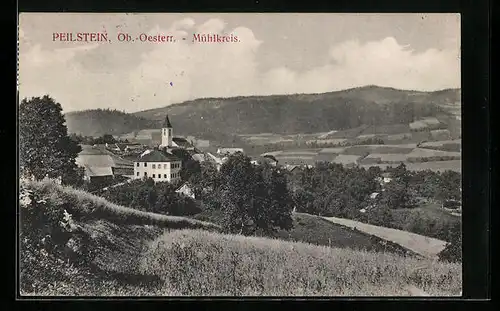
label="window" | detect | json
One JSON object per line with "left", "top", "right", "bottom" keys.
{"left": 152, "top": 174, "right": 155, "bottom": 178}
{"left": 136, "top": 163, "right": 139, "bottom": 167}
{"left": 144, "top": 162, "right": 147, "bottom": 167}
{"left": 152, "top": 164, "right": 156, "bottom": 169}
{"left": 158, "top": 174, "right": 161, "bottom": 179}
{"left": 164, "top": 174, "right": 167, "bottom": 178}
{"left": 164, "top": 164, "right": 167, "bottom": 169}
{"left": 144, "top": 172, "right": 147, "bottom": 177}
{"left": 136, "top": 172, "right": 139, "bottom": 176}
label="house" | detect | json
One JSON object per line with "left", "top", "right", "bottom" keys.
{"left": 133, "top": 149, "right": 182, "bottom": 183}
{"left": 217, "top": 147, "right": 244, "bottom": 156}
{"left": 76, "top": 145, "right": 135, "bottom": 182}
{"left": 132, "top": 115, "right": 185, "bottom": 183}
{"left": 175, "top": 182, "right": 196, "bottom": 199}
{"left": 172, "top": 137, "right": 195, "bottom": 150}
{"left": 124, "top": 143, "right": 145, "bottom": 152}
{"left": 81, "top": 165, "right": 114, "bottom": 184}
{"left": 375, "top": 176, "right": 393, "bottom": 186}
{"left": 205, "top": 152, "right": 224, "bottom": 171}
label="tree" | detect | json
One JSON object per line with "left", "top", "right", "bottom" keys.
{"left": 381, "top": 179, "right": 412, "bottom": 209}
{"left": 437, "top": 170, "right": 461, "bottom": 201}
{"left": 170, "top": 149, "right": 202, "bottom": 182}
{"left": 255, "top": 163, "right": 294, "bottom": 233}
{"left": 438, "top": 221, "right": 462, "bottom": 263}
{"left": 213, "top": 153, "right": 294, "bottom": 235}
{"left": 19, "top": 95, "right": 82, "bottom": 185}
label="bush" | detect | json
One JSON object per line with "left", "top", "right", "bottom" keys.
{"left": 19, "top": 181, "right": 96, "bottom": 293}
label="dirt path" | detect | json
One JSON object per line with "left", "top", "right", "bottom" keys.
{"left": 322, "top": 216, "right": 447, "bottom": 259}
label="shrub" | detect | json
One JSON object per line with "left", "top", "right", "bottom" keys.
{"left": 19, "top": 181, "right": 96, "bottom": 293}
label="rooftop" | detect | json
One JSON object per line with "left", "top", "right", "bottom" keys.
{"left": 136, "top": 149, "right": 181, "bottom": 162}
{"left": 163, "top": 114, "right": 173, "bottom": 128}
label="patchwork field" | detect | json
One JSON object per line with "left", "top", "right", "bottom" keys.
{"left": 259, "top": 138, "right": 461, "bottom": 172}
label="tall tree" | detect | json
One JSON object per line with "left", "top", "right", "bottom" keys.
{"left": 19, "top": 95, "right": 82, "bottom": 185}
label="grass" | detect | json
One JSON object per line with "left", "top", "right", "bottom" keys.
{"left": 391, "top": 203, "right": 461, "bottom": 240}
{"left": 322, "top": 216, "right": 448, "bottom": 259}
{"left": 21, "top": 179, "right": 221, "bottom": 231}
{"left": 139, "top": 229, "right": 462, "bottom": 296}
{"left": 333, "top": 154, "right": 361, "bottom": 165}
{"left": 271, "top": 213, "right": 414, "bottom": 257}
{"left": 20, "top": 179, "right": 461, "bottom": 296}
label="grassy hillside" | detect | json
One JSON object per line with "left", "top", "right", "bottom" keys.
{"left": 322, "top": 216, "right": 448, "bottom": 259}
{"left": 271, "top": 212, "right": 416, "bottom": 257}
{"left": 194, "top": 210, "right": 416, "bottom": 257}
{"left": 139, "top": 229, "right": 461, "bottom": 296}
{"left": 20, "top": 179, "right": 461, "bottom": 296}
{"left": 65, "top": 86, "right": 460, "bottom": 138}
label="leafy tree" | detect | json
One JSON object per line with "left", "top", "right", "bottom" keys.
{"left": 19, "top": 95, "right": 82, "bottom": 185}
{"left": 380, "top": 179, "right": 412, "bottom": 209}
{"left": 169, "top": 148, "right": 202, "bottom": 182}
{"left": 369, "top": 205, "right": 393, "bottom": 226}
{"left": 212, "top": 153, "right": 294, "bottom": 235}
{"left": 437, "top": 170, "right": 461, "bottom": 201}
{"left": 438, "top": 221, "right": 462, "bottom": 262}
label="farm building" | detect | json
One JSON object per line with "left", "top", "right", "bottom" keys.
{"left": 76, "top": 145, "right": 135, "bottom": 184}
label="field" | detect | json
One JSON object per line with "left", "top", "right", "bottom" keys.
{"left": 196, "top": 211, "right": 415, "bottom": 257}
{"left": 360, "top": 160, "right": 461, "bottom": 173}
{"left": 322, "top": 216, "right": 448, "bottom": 259}
{"left": 257, "top": 141, "right": 460, "bottom": 172}
{"left": 20, "top": 179, "right": 461, "bottom": 296}
{"left": 138, "top": 229, "right": 461, "bottom": 296}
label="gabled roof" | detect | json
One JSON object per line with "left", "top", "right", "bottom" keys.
{"left": 175, "top": 181, "right": 192, "bottom": 191}
{"left": 84, "top": 165, "right": 113, "bottom": 177}
{"left": 172, "top": 137, "right": 192, "bottom": 148}
{"left": 136, "top": 149, "right": 180, "bottom": 162}
{"left": 163, "top": 114, "right": 173, "bottom": 128}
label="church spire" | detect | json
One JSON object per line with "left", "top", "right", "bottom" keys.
{"left": 163, "top": 114, "right": 173, "bottom": 128}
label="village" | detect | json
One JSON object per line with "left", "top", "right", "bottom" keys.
{"left": 74, "top": 114, "right": 307, "bottom": 199}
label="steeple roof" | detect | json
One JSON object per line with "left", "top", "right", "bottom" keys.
{"left": 163, "top": 114, "right": 173, "bottom": 128}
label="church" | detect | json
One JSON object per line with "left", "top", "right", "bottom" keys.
{"left": 133, "top": 115, "right": 183, "bottom": 183}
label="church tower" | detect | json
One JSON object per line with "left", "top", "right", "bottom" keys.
{"left": 160, "top": 114, "right": 173, "bottom": 148}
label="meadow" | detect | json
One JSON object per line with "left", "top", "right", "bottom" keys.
{"left": 20, "top": 179, "right": 462, "bottom": 296}
{"left": 322, "top": 216, "right": 448, "bottom": 259}
{"left": 139, "top": 229, "right": 461, "bottom": 296}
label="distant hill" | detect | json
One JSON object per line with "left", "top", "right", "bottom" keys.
{"left": 65, "top": 86, "right": 460, "bottom": 138}
{"left": 65, "top": 108, "right": 159, "bottom": 137}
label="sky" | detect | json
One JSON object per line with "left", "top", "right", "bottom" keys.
{"left": 18, "top": 13, "right": 461, "bottom": 113}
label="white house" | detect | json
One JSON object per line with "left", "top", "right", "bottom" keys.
{"left": 133, "top": 149, "right": 182, "bottom": 183}
{"left": 175, "top": 182, "right": 196, "bottom": 199}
